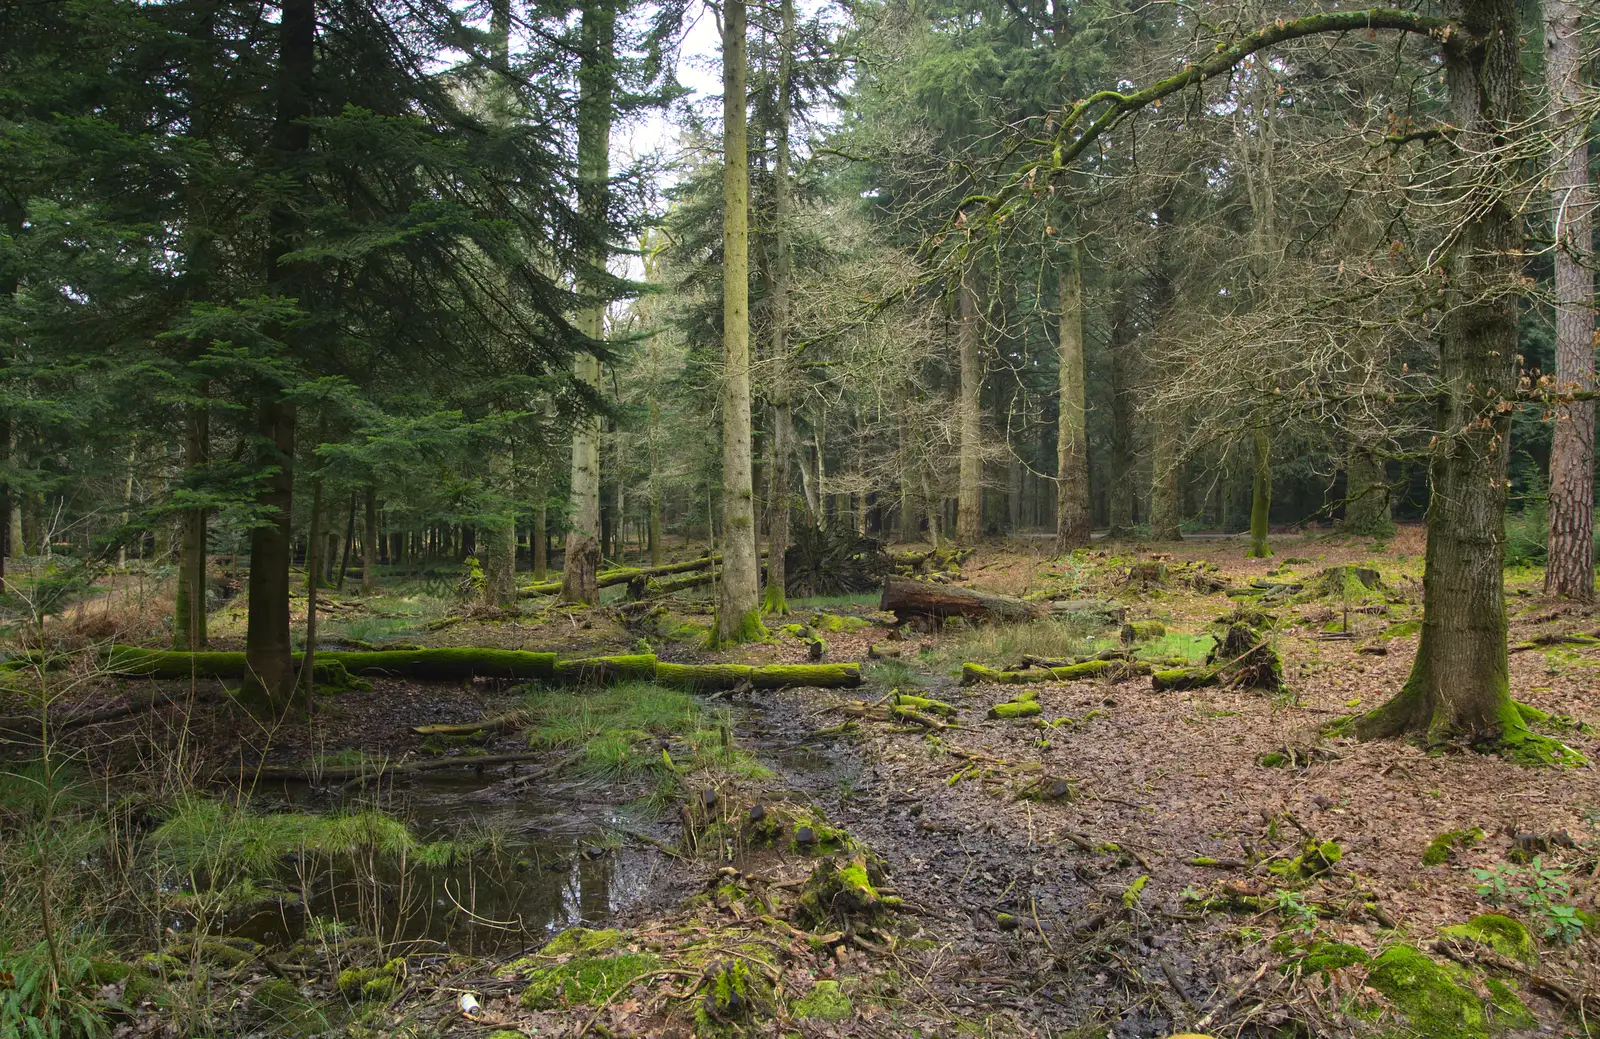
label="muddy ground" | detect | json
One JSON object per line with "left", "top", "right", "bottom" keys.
{"left": 11, "top": 528, "right": 1600, "bottom": 1038}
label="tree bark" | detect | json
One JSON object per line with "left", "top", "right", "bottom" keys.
{"left": 245, "top": 0, "right": 314, "bottom": 709}
{"left": 956, "top": 262, "right": 984, "bottom": 543}
{"left": 1054, "top": 239, "right": 1091, "bottom": 551}
{"left": 714, "top": 0, "right": 764, "bottom": 644}
{"left": 1149, "top": 416, "right": 1182, "bottom": 540}
{"left": 1247, "top": 424, "right": 1272, "bottom": 557}
{"left": 762, "top": 0, "right": 796, "bottom": 617}
{"left": 1542, "top": 0, "right": 1596, "bottom": 601}
{"left": 174, "top": 401, "right": 209, "bottom": 648}
{"left": 1342, "top": 439, "right": 1393, "bottom": 534}
{"left": 560, "top": 0, "right": 614, "bottom": 607}
{"left": 1107, "top": 292, "right": 1136, "bottom": 536}
{"left": 361, "top": 486, "right": 378, "bottom": 594}
{"left": 1357, "top": 0, "right": 1550, "bottom": 753}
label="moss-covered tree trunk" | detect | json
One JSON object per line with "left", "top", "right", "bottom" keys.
{"left": 560, "top": 0, "right": 614, "bottom": 607}
{"left": 1054, "top": 237, "right": 1091, "bottom": 552}
{"left": 1247, "top": 423, "right": 1271, "bottom": 558}
{"left": 174, "top": 400, "right": 209, "bottom": 649}
{"left": 715, "top": 0, "right": 763, "bottom": 644}
{"left": 1357, "top": 0, "right": 1554, "bottom": 757}
{"left": 762, "top": 0, "right": 796, "bottom": 617}
{"left": 1542, "top": 0, "right": 1595, "bottom": 602}
{"left": 955, "top": 262, "right": 983, "bottom": 544}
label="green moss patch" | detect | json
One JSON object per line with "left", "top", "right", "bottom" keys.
{"left": 519, "top": 951, "right": 662, "bottom": 1009}
{"left": 791, "top": 980, "right": 852, "bottom": 1022}
{"left": 811, "top": 613, "right": 869, "bottom": 634}
{"left": 251, "top": 978, "right": 331, "bottom": 1037}
{"left": 1365, "top": 945, "right": 1486, "bottom": 1039}
{"left": 1298, "top": 940, "right": 1370, "bottom": 974}
{"left": 1270, "top": 839, "right": 1342, "bottom": 883}
{"left": 1439, "top": 914, "right": 1536, "bottom": 966}
{"left": 1422, "top": 827, "right": 1484, "bottom": 866}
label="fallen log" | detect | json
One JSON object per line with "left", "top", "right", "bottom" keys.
{"left": 82, "top": 646, "right": 860, "bottom": 695}
{"left": 100, "top": 645, "right": 558, "bottom": 683}
{"left": 881, "top": 575, "right": 1044, "bottom": 624}
{"left": 962, "top": 659, "right": 1150, "bottom": 685}
{"left": 655, "top": 661, "right": 860, "bottom": 692}
{"left": 411, "top": 710, "right": 529, "bottom": 736}
{"left": 519, "top": 555, "right": 726, "bottom": 598}
{"left": 635, "top": 571, "right": 716, "bottom": 597}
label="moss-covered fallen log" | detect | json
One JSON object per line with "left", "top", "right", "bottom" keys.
{"left": 93, "top": 646, "right": 859, "bottom": 694}
{"left": 518, "top": 555, "right": 725, "bottom": 598}
{"left": 961, "top": 659, "right": 1150, "bottom": 686}
{"left": 411, "top": 710, "right": 528, "bottom": 736}
{"left": 655, "top": 661, "right": 861, "bottom": 691}
{"left": 101, "top": 645, "right": 559, "bottom": 683}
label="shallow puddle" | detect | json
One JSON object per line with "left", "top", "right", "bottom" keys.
{"left": 225, "top": 774, "right": 663, "bottom": 956}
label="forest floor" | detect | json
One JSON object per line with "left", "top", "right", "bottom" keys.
{"left": 5, "top": 527, "right": 1600, "bottom": 1038}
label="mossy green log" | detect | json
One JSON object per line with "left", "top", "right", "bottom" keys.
{"left": 893, "top": 691, "right": 957, "bottom": 716}
{"left": 518, "top": 951, "right": 662, "bottom": 1008}
{"left": 655, "top": 661, "right": 860, "bottom": 691}
{"left": 1120, "top": 620, "right": 1166, "bottom": 643}
{"left": 989, "top": 699, "right": 1043, "bottom": 719}
{"left": 102, "top": 644, "right": 558, "bottom": 683}
{"left": 962, "top": 659, "right": 1146, "bottom": 686}
{"left": 552, "top": 653, "right": 659, "bottom": 685}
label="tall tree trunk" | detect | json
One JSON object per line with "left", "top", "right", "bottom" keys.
{"left": 1543, "top": 0, "right": 1596, "bottom": 601}
{"left": 955, "top": 263, "right": 983, "bottom": 543}
{"left": 1107, "top": 296, "right": 1135, "bottom": 537}
{"left": 1149, "top": 416, "right": 1182, "bottom": 540}
{"left": 361, "top": 486, "right": 378, "bottom": 594}
{"left": 1343, "top": 439, "right": 1393, "bottom": 534}
{"left": 534, "top": 501, "right": 548, "bottom": 581}
{"left": 174, "top": 402, "right": 210, "bottom": 648}
{"left": 482, "top": 448, "right": 517, "bottom": 606}
{"left": 763, "top": 0, "right": 796, "bottom": 616}
{"left": 246, "top": 0, "right": 314, "bottom": 708}
{"left": 1247, "top": 424, "right": 1272, "bottom": 557}
{"left": 1357, "top": 0, "right": 1557, "bottom": 756}
{"left": 560, "top": 0, "right": 615, "bottom": 606}
{"left": 1054, "top": 239, "right": 1091, "bottom": 551}
{"left": 715, "top": 0, "right": 763, "bottom": 644}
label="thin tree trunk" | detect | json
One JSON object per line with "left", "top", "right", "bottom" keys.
{"left": 1247, "top": 424, "right": 1272, "bottom": 557}
{"left": 174, "top": 402, "right": 209, "bottom": 648}
{"left": 1107, "top": 296, "right": 1135, "bottom": 537}
{"left": 560, "top": 0, "right": 614, "bottom": 606}
{"left": 1343, "top": 439, "right": 1393, "bottom": 534}
{"left": 956, "top": 263, "right": 983, "bottom": 543}
{"left": 762, "top": 0, "right": 796, "bottom": 616}
{"left": 336, "top": 493, "right": 355, "bottom": 589}
{"left": 1054, "top": 241, "right": 1091, "bottom": 551}
{"left": 533, "top": 502, "right": 548, "bottom": 581}
{"left": 1543, "top": 0, "right": 1596, "bottom": 601}
{"left": 361, "top": 486, "right": 378, "bottom": 594}
{"left": 715, "top": 0, "right": 763, "bottom": 644}
{"left": 1149, "top": 416, "right": 1182, "bottom": 540}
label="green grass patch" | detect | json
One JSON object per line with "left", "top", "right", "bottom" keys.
{"left": 932, "top": 617, "right": 1103, "bottom": 669}
{"left": 521, "top": 682, "right": 769, "bottom": 800}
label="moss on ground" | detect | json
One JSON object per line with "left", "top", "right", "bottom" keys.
{"left": 1422, "top": 827, "right": 1484, "bottom": 866}
{"left": 251, "top": 978, "right": 331, "bottom": 1036}
{"left": 1365, "top": 945, "right": 1486, "bottom": 1039}
{"left": 518, "top": 951, "right": 662, "bottom": 1009}
{"left": 791, "top": 979, "right": 852, "bottom": 1022}
{"left": 1439, "top": 914, "right": 1536, "bottom": 966}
